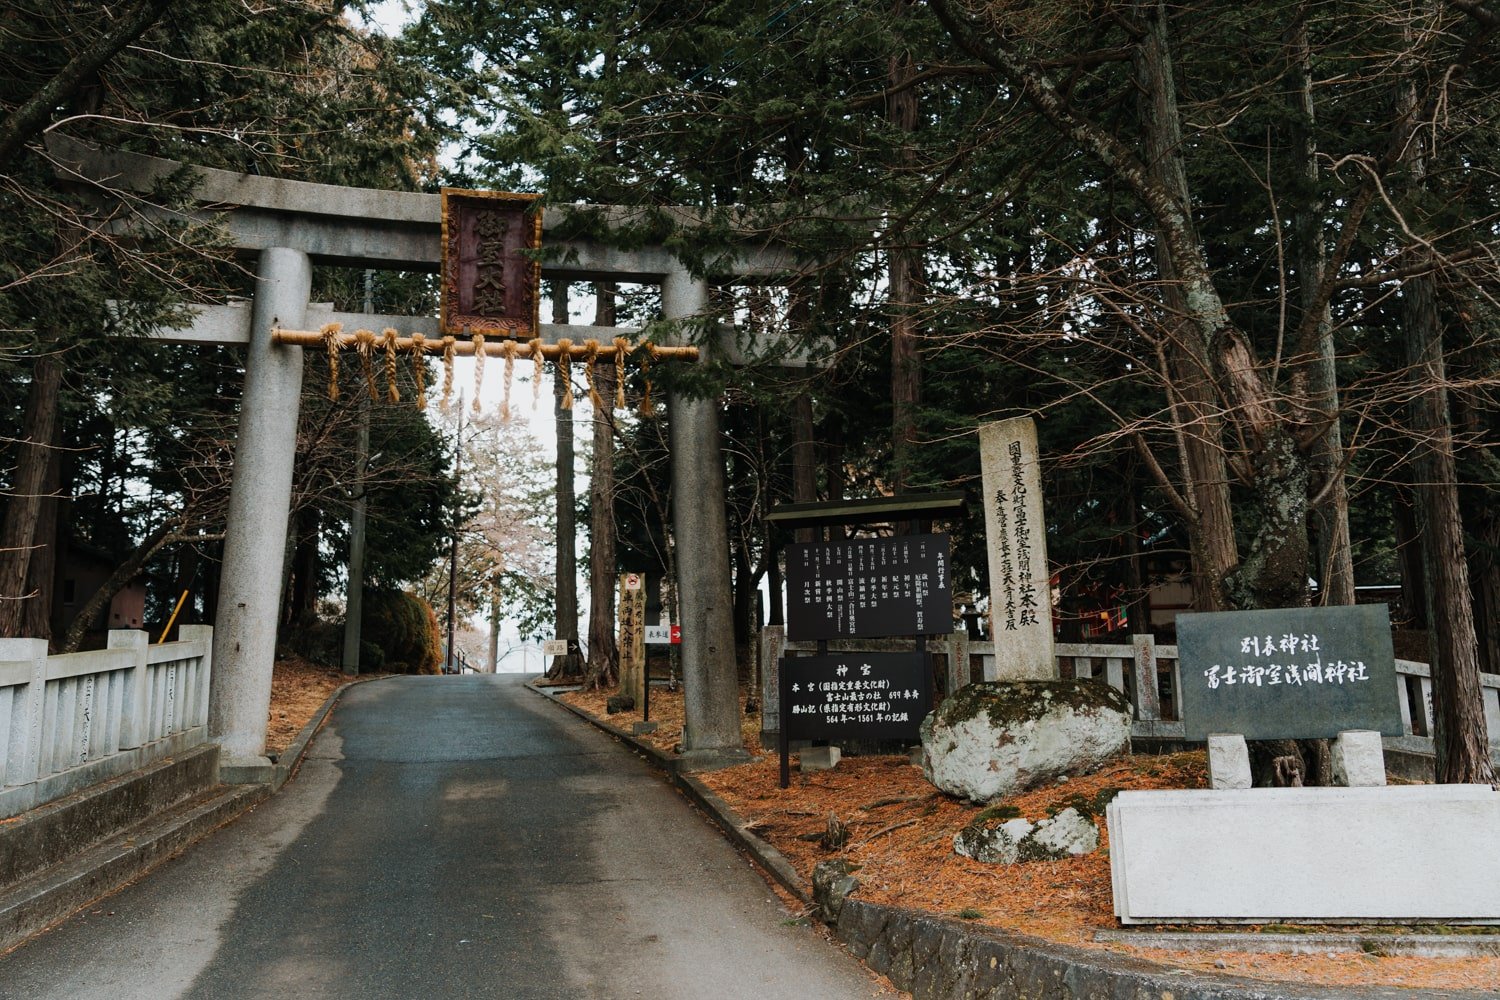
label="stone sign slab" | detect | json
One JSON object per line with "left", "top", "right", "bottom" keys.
{"left": 978, "top": 418, "right": 1055, "bottom": 679}
{"left": 1177, "top": 604, "right": 1401, "bottom": 741}
{"left": 786, "top": 534, "right": 950, "bottom": 641}
{"left": 1108, "top": 785, "right": 1500, "bottom": 923}
{"left": 781, "top": 653, "right": 931, "bottom": 743}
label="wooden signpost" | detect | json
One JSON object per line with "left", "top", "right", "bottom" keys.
{"left": 618, "top": 573, "right": 646, "bottom": 709}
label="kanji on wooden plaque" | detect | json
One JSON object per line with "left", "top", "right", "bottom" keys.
{"left": 440, "top": 188, "right": 543, "bottom": 338}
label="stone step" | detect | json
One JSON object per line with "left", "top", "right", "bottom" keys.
{"left": 0, "top": 780, "right": 269, "bottom": 954}
{"left": 0, "top": 743, "right": 221, "bottom": 890}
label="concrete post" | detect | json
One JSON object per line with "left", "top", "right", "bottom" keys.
{"left": 111, "top": 629, "right": 150, "bottom": 750}
{"left": 759, "top": 624, "right": 785, "bottom": 749}
{"left": 2, "top": 639, "right": 49, "bottom": 786}
{"left": 1131, "top": 633, "right": 1162, "bottom": 721}
{"left": 946, "top": 630, "right": 971, "bottom": 695}
{"left": 209, "top": 247, "right": 310, "bottom": 776}
{"left": 178, "top": 624, "right": 214, "bottom": 729}
{"left": 662, "top": 270, "right": 748, "bottom": 769}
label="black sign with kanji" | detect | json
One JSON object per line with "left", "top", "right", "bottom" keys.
{"left": 786, "top": 534, "right": 951, "bottom": 640}
{"left": 781, "top": 653, "right": 931, "bottom": 742}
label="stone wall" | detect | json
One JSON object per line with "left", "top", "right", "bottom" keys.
{"left": 832, "top": 899, "right": 1459, "bottom": 1000}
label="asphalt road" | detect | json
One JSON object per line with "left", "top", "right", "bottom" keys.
{"left": 0, "top": 674, "right": 899, "bottom": 1000}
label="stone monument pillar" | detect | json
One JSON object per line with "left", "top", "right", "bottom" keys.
{"left": 209, "top": 247, "right": 310, "bottom": 776}
{"left": 662, "top": 269, "right": 748, "bottom": 768}
{"left": 978, "top": 417, "right": 1056, "bottom": 680}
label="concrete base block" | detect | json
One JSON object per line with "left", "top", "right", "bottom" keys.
{"left": 1108, "top": 784, "right": 1500, "bottom": 923}
{"left": 1205, "top": 733, "right": 1251, "bottom": 790}
{"left": 1333, "top": 729, "right": 1386, "bottom": 786}
{"left": 631, "top": 721, "right": 659, "bottom": 735}
{"left": 218, "top": 756, "right": 276, "bottom": 785}
{"left": 674, "top": 747, "right": 752, "bottom": 774}
{"left": 800, "top": 746, "right": 841, "bottom": 773}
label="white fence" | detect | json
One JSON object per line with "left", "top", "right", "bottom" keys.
{"left": 0, "top": 626, "right": 213, "bottom": 818}
{"left": 759, "top": 627, "right": 1500, "bottom": 753}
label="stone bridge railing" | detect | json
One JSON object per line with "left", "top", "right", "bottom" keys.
{"left": 757, "top": 626, "right": 1500, "bottom": 761}
{"left": 0, "top": 627, "right": 213, "bottom": 819}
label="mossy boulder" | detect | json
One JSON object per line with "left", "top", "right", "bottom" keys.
{"left": 953, "top": 806, "right": 1099, "bottom": 864}
{"left": 919, "top": 680, "right": 1131, "bottom": 803}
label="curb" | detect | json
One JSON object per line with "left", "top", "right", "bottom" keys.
{"left": 526, "top": 680, "right": 809, "bottom": 903}
{"left": 525, "top": 681, "right": 1494, "bottom": 1000}
{"left": 267, "top": 673, "right": 375, "bottom": 791}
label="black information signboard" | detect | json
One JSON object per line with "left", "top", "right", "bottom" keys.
{"left": 780, "top": 653, "right": 932, "bottom": 743}
{"left": 786, "top": 533, "right": 951, "bottom": 641}
{"left": 1176, "top": 604, "right": 1402, "bottom": 741}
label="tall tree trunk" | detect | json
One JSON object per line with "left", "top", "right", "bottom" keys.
{"left": 22, "top": 424, "right": 61, "bottom": 642}
{"left": 1404, "top": 264, "right": 1494, "bottom": 782}
{"left": 888, "top": 0, "right": 922, "bottom": 493}
{"left": 1469, "top": 507, "right": 1500, "bottom": 677}
{"left": 0, "top": 356, "right": 63, "bottom": 637}
{"left": 1292, "top": 20, "right": 1355, "bottom": 607}
{"left": 1132, "top": 2, "right": 1236, "bottom": 613}
{"left": 289, "top": 506, "right": 319, "bottom": 628}
{"left": 548, "top": 281, "right": 585, "bottom": 678}
{"left": 1397, "top": 51, "right": 1493, "bottom": 780}
{"left": 585, "top": 283, "right": 620, "bottom": 690}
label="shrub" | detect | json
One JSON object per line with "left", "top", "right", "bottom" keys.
{"left": 360, "top": 589, "right": 443, "bottom": 675}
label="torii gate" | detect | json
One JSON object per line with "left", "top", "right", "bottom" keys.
{"left": 53, "top": 139, "right": 802, "bottom": 777}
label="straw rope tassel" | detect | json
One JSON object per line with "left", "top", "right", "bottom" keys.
{"left": 382, "top": 328, "right": 400, "bottom": 403}
{"left": 472, "top": 331, "right": 486, "bottom": 414}
{"left": 530, "top": 338, "right": 544, "bottom": 409}
{"left": 501, "top": 340, "right": 516, "bottom": 423}
{"left": 410, "top": 333, "right": 428, "bottom": 409}
{"left": 356, "top": 329, "right": 378, "bottom": 401}
{"left": 557, "top": 337, "right": 574, "bottom": 410}
{"left": 584, "top": 339, "right": 601, "bottom": 409}
{"left": 613, "top": 337, "right": 631, "bottom": 411}
{"left": 321, "top": 323, "right": 342, "bottom": 400}
{"left": 441, "top": 336, "right": 457, "bottom": 410}
{"left": 640, "top": 341, "right": 654, "bottom": 417}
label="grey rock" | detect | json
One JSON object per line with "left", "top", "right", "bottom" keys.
{"left": 605, "top": 694, "right": 636, "bottom": 714}
{"left": 812, "top": 859, "right": 861, "bottom": 921}
{"left": 920, "top": 680, "right": 1130, "bottom": 803}
{"left": 952, "top": 807, "right": 1098, "bottom": 864}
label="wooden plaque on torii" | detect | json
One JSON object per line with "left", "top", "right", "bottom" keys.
{"left": 440, "top": 188, "right": 543, "bottom": 338}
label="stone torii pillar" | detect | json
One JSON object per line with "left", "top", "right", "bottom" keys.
{"left": 662, "top": 271, "right": 749, "bottom": 769}
{"left": 209, "top": 247, "right": 310, "bottom": 777}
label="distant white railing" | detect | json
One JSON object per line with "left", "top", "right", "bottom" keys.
{"left": 0, "top": 627, "right": 213, "bottom": 818}
{"left": 758, "top": 626, "right": 1500, "bottom": 753}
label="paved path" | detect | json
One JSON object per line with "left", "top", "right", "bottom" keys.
{"left": 0, "top": 675, "right": 897, "bottom": 999}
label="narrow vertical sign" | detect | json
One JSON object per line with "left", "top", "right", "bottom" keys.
{"left": 979, "top": 417, "right": 1055, "bottom": 679}
{"left": 618, "top": 574, "right": 647, "bottom": 707}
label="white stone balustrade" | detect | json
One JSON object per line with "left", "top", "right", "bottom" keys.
{"left": 0, "top": 627, "right": 213, "bottom": 819}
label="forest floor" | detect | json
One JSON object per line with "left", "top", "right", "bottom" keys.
{"left": 558, "top": 682, "right": 1500, "bottom": 995}
{"left": 263, "top": 655, "right": 353, "bottom": 755}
